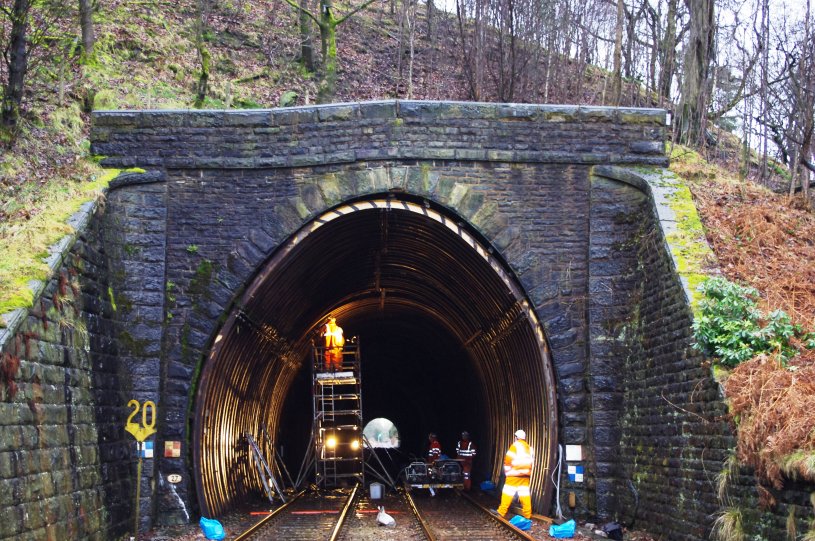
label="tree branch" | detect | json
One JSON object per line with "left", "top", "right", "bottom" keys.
{"left": 707, "top": 43, "right": 762, "bottom": 121}
{"left": 336, "top": 0, "right": 381, "bottom": 25}
{"left": 281, "top": 0, "right": 321, "bottom": 27}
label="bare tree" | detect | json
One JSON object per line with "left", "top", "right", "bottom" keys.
{"left": 456, "top": 0, "right": 485, "bottom": 100}
{"left": 762, "top": 3, "right": 815, "bottom": 200}
{"left": 611, "top": 0, "right": 624, "bottom": 105}
{"left": 298, "top": 0, "right": 315, "bottom": 72}
{"left": 282, "top": 0, "right": 381, "bottom": 102}
{"left": 193, "top": 0, "right": 212, "bottom": 108}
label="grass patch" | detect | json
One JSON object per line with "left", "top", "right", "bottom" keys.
{"left": 0, "top": 168, "right": 120, "bottom": 324}
{"left": 712, "top": 508, "right": 745, "bottom": 541}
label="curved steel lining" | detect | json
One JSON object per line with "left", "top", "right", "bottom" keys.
{"left": 195, "top": 196, "right": 559, "bottom": 516}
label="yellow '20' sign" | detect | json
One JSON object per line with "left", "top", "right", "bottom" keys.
{"left": 125, "top": 399, "right": 157, "bottom": 442}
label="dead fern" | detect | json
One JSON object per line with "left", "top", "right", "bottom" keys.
{"left": 724, "top": 354, "right": 815, "bottom": 489}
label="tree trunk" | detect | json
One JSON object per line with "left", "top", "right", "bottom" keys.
{"left": 2, "top": 0, "right": 31, "bottom": 132}
{"left": 677, "top": 0, "right": 715, "bottom": 146}
{"left": 194, "top": 0, "right": 211, "bottom": 108}
{"left": 299, "top": 0, "right": 315, "bottom": 72}
{"left": 408, "top": 0, "right": 416, "bottom": 98}
{"left": 79, "top": 0, "right": 95, "bottom": 62}
{"left": 426, "top": 0, "right": 434, "bottom": 42}
{"left": 611, "top": 0, "right": 624, "bottom": 105}
{"left": 799, "top": 0, "right": 813, "bottom": 202}
{"left": 658, "top": 0, "right": 677, "bottom": 103}
{"left": 317, "top": 0, "right": 337, "bottom": 103}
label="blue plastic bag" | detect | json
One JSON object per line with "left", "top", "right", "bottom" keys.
{"left": 480, "top": 480, "right": 496, "bottom": 491}
{"left": 199, "top": 517, "right": 226, "bottom": 540}
{"left": 509, "top": 515, "right": 533, "bottom": 531}
{"left": 549, "top": 519, "right": 576, "bottom": 538}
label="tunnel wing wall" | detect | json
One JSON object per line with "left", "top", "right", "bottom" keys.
{"left": 0, "top": 202, "right": 134, "bottom": 540}
{"left": 586, "top": 168, "right": 735, "bottom": 537}
{"left": 587, "top": 168, "right": 815, "bottom": 540}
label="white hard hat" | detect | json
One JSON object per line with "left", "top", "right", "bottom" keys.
{"left": 514, "top": 429, "right": 526, "bottom": 439}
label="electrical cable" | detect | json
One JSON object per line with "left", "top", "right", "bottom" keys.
{"left": 550, "top": 443, "right": 565, "bottom": 520}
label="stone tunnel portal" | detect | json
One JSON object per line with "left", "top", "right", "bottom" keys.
{"left": 194, "top": 197, "right": 559, "bottom": 517}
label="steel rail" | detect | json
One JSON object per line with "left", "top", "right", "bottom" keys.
{"left": 328, "top": 484, "right": 359, "bottom": 541}
{"left": 402, "top": 486, "right": 437, "bottom": 541}
{"left": 457, "top": 489, "right": 539, "bottom": 541}
{"left": 233, "top": 489, "right": 307, "bottom": 541}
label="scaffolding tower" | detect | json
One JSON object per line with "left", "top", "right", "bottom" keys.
{"left": 312, "top": 337, "right": 364, "bottom": 488}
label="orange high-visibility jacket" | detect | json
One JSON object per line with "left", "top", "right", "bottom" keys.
{"left": 503, "top": 439, "right": 534, "bottom": 477}
{"left": 324, "top": 322, "right": 345, "bottom": 349}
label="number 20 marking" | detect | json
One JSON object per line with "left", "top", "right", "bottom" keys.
{"left": 127, "top": 399, "right": 156, "bottom": 429}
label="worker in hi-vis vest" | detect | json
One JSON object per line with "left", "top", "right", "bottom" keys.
{"left": 427, "top": 432, "right": 442, "bottom": 463}
{"left": 456, "top": 431, "right": 477, "bottom": 490}
{"left": 497, "top": 429, "right": 534, "bottom": 519}
{"left": 322, "top": 317, "right": 344, "bottom": 370}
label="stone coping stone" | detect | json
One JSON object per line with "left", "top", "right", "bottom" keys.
{"left": 93, "top": 100, "right": 669, "bottom": 128}
{"left": 593, "top": 165, "right": 717, "bottom": 306}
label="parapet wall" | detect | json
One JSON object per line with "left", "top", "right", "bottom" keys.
{"left": 91, "top": 100, "right": 668, "bottom": 169}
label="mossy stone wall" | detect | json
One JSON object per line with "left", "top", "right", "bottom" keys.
{"left": 0, "top": 212, "right": 134, "bottom": 540}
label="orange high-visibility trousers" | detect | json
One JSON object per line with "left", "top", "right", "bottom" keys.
{"left": 325, "top": 348, "right": 343, "bottom": 370}
{"left": 497, "top": 476, "right": 531, "bottom": 518}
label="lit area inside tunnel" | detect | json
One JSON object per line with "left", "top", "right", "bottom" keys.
{"left": 193, "top": 195, "right": 559, "bottom": 517}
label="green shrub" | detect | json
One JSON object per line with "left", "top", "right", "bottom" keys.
{"left": 693, "top": 276, "right": 803, "bottom": 366}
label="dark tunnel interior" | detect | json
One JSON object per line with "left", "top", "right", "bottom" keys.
{"left": 279, "top": 315, "right": 487, "bottom": 481}
{"left": 194, "top": 196, "right": 558, "bottom": 517}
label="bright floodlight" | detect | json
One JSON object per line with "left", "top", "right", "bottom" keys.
{"left": 326, "top": 436, "right": 337, "bottom": 449}
{"left": 351, "top": 440, "right": 360, "bottom": 450}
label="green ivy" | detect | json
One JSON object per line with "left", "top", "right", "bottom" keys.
{"left": 693, "top": 277, "right": 805, "bottom": 366}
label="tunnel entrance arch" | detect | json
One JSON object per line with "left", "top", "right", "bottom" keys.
{"left": 193, "top": 196, "right": 559, "bottom": 517}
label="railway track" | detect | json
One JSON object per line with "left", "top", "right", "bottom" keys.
{"left": 406, "top": 488, "right": 538, "bottom": 541}
{"left": 235, "top": 485, "right": 539, "bottom": 540}
{"left": 234, "top": 486, "right": 358, "bottom": 541}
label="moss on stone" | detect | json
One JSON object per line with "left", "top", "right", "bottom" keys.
{"left": 118, "top": 330, "right": 149, "bottom": 356}
{"left": 188, "top": 259, "right": 216, "bottom": 310}
{"left": 658, "top": 170, "right": 717, "bottom": 310}
{"left": 0, "top": 167, "right": 127, "bottom": 325}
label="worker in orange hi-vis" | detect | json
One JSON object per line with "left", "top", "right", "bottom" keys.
{"left": 322, "top": 317, "right": 345, "bottom": 371}
{"left": 497, "top": 429, "right": 534, "bottom": 519}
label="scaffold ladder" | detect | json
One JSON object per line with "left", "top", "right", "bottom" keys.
{"left": 312, "top": 337, "right": 364, "bottom": 488}
{"left": 245, "top": 433, "right": 287, "bottom": 504}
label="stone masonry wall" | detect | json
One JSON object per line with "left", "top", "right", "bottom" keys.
{"left": 89, "top": 102, "right": 668, "bottom": 526}
{"left": 586, "top": 174, "right": 651, "bottom": 519}
{"left": 618, "top": 195, "right": 730, "bottom": 540}
{"left": 91, "top": 100, "right": 667, "bottom": 171}
{"left": 101, "top": 175, "right": 169, "bottom": 530}
{"left": 153, "top": 159, "right": 594, "bottom": 521}
{"left": 0, "top": 209, "right": 133, "bottom": 541}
